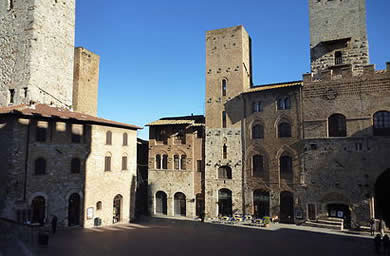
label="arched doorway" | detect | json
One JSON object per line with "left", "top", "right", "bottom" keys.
{"left": 253, "top": 190, "right": 270, "bottom": 218}
{"left": 156, "top": 191, "right": 167, "bottom": 215}
{"left": 113, "top": 194, "right": 122, "bottom": 224}
{"left": 218, "top": 189, "right": 232, "bottom": 216}
{"left": 280, "top": 191, "right": 294, "bottom": 224}
{"left": 375, "top": 169, "right": 390, "bottom": 225}
{"left": 174, "top": 192, "right": 186, "bottom": 216}
{"left": 31, "top": 196, "right": 45, "bottom": 224}
{"left": 68, "top": 193, "right": 81, "bottom": 226}
{"left": 196, "top": 193, "right": 204, "bottom": 217}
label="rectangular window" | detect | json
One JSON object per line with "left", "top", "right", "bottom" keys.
{"left": 9, "top": 89, "right": 15, "bottom": 104}
{"left": 222, "top": 111, "right": 227, "bottom": 128}
{"left": 122, "top": 156, "right": 128, "bottom": 170}
{"left": 36, "top": 121, "right": 48, "bottom": 142}
{"left": 197, "top": 160, "right": 202, "bottom": 172}
{"left": 105, "top": 156, "right": 111, "bottom": 171}
{"left": 72, "top": 124, "right": 83, "bottom": 143}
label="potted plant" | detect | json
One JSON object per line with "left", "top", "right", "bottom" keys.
{"left": 263, "top": 217, "right": 271, "bottom": 228}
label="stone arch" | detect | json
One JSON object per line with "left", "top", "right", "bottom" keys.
{"left": 155, "top": 191, "right": 168, "bottom": 215}
{"left": 274, "top": 114, "right": 292, "bottom": 129}
{"left": 247, "top": 147, "right": 269, "bottom": 178}
{"left": 174, "top": 192, "right": 186, "bottom": 216}
{"left": 29, "top": 192, "right": 48, "bottom": 224}
{"left": 275, "top": 145, "right": 297, "bottom": 160}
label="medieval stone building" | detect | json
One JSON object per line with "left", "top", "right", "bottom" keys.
{"left": 148, "top": 0, "right": 390, "bottom": 228}
{"left": 0, "top": 0, "right": 140, "bottom": 228}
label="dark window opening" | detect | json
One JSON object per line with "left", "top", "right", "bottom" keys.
{"left": 278, "top": 97, "right": 291, "bottom": 110}
{"left": 96, "top": 201, "right": 102, "bottom": 210}
{"left": 36, "top": 127, "right": 46, "bottom": 142}
{"left": 252, "top": 124, "right": 264, "bottom": 139}
{"left": 197, "top": 160, "right": 202, "bottom": 172}
{"left": 222, "top": 79, "right": 227, "bottom": 97}
{"left": 174, "top": 155, "right": 180, "bottom": 170}
{"left": 23, "top": 87, "right": 28, "bottom": 98}
{"left": 223, "top": 144, "right": 227, "bottom": 159}
{"left": 156, "top": 155, "right": 161, "bottom": 169}
{"left": 122, "top": 156, "right": 128, "bottom": 170}
{"left": 218, "top": 166, "right": 232, "bottom": 179}
{"left": 253, "top": 155, "right": 264, "bottom": 176}
{"left": 328, "top": 114, "right": 347, "bottom": 137}
{"left": 71, "top": 158, "right": 81, "bottom": 174}
{"left": 279, "top": 122, "right": 292, "bottom": 138}
{"left": 105, "top": 156, "right": 111, "bottom": 171}
{"left": 9, "top": 89, "right": 15, "bottom": 104}
{"left": 222, "top": 111, "right": 227, "bottom": 128}
{"left": 106, "top": 131, "right": 112, "bottom": 145}
{"left": 252, "top": 101, "right": 263, "bottom": 113}
{"left": 335, "top": 51, "right": 343, "bottom": 65}
{"left": 34, "top": 158, "right": 46, "bottom": 175}
{"left": 181, "top": 155, "right": 186, "bottom": 170}
{"left": 280, "top": 155, "right": 293, "bottom": 180}
{"left": 162, "top": 155, "right": 168, "bottom": 169}
{"left": 123, "top": 133, "right": 128, "bottom": 146}
{"left": 374, "top": 111, "right": 390, "bottom": 136}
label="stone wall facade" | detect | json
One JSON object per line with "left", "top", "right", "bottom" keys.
{"left": 0, "top": 0, "right": 75, "bottom": 108}
{"left": 73, "top": 47, "right": 100, "bottom": 116}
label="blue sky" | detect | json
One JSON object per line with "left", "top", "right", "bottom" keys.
{"left": 74, "top": 1, "right": 390, "bottom": 140}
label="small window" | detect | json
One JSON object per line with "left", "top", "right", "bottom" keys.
{"left": 335, "top": 51, "right": 343, "bottom": 65}
{"left": 218, "top": 166, "right": 232, "bottom": 179}
{"left": 222, "top": 79, "right": 227, "bottom": 97}
{"left": 71, "top": 158, "right": 81, "bottom": 174}
{"left": 253, "top": 155, "right": 263, "bottom": 177}
{"left": 123, "top": 133, "right": 128, "bottom": 146}
{"left": 277, "top": 97, "right": 291, "bottom": 110}
{"left": 156, "top": 155, "right": 161, "bottom": 169}
{"left": 9, "top": 89, "right": 15, "bottom": 104}
{"left": 104, "top": 156, "right": 111, "bottom": 171}
{"left": 197, "top": 160, "right": 202, "bottom": 172}
{"left": 181, "top": 155, "right": 186, "bottom": 170}
{"left": 222, "top": 111, "right": 227, "bottom": 128}
{"left": 35, "top": 158, "right": 46, "bottom": 175}
{"left": 162, "top": 155, "right": 168, "bottom": 169}
{"left": 96, "top": 201, "right": 102, "bottom": 210}
{"left": 23, "top": 88, "right": 28, "bottom": 98}
{"left": 223, "top": 144, "right": 227, "bottom": 159}
{"left": 122, "top": 156, "right": 128, "bottom": 170}
{"left": 106, "top": 131, "right": 112, "bottom": 145}
{"left": 280, "top": 155, "right": 293, "bottom": 179}
{"left": 174, "top": 155, "right": 180, "bottom": 170}
{"left": 252, "top": 124, "right": 264, "bottom": 139}
{"left": 373, "top": 111, "right": 390, "bottom": 136}
{"left": 328, "top": 114, "right": 346, "bottom": 137}
{"left": 36, "top": 127, "right": 46, "bottom": 142}
{"left": 72, "top": 124, "right": 82, "bottom": 143}
{"left": 279, "top": 122, "right": 292, "bottom": 138}
{"left": 252, "top": 101, "right": 263, "bottom": 113}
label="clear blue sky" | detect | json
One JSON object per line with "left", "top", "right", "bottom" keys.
{"left": 74, "top": 1, "right": 390, "bottom": 140}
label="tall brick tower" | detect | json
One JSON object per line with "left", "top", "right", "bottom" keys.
{"left": 309, "top": 0, "right": 369, "bottom": 76}
{"left": 0, "top": 0, "right": 76, "bottom": 108}
{"left": 204, "top": 25, "right": 251, "bottom": 218}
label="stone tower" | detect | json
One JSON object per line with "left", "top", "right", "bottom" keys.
{"left": 0, "top": 0, "right": 76, "bottom": 108}
{"left": 309, "top": 0, "right": 369, "bottom": 76}
{"left": 204, "top": 25, "right": 251, "bottom": 218}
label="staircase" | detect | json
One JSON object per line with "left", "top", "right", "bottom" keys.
{"left": 302, "top": 216, "right": 344, "bottom": 231}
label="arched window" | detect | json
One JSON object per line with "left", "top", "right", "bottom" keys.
{"left": 222, "top": 79, "right": 227, "bottom": 97}
{"left": 222, "top": 111, "right": 227, "bottom": 128}
{"left": 373, "top": 111, "right": 390, "bottom": 136}
{"left": 253, "top": 155, "right": 264, "bottom": 176}
{"left": 218, "top": 166, "right": 232, "bottom": 179}
{"left": 223, "top": 144, "right": 227, "bottom": 159}
{"left": 96, "top": 201, "right": 102, "bottom": 210}
{"left": 104, "top": 154, "right": 111, "bottom": 172}
{"left": 35, "top": 158, "right": 46, "bottom": 175}
{"left": 71, "top": 158, "right": 81, "bottom": 174}
{"left": 162, "top": 155, "right": 168, "bottom": 169}
{"left": 280, "top": 155, "right": 293, "bottom": 180}
{"left": 122, "top": 155, "right": 128, "bottom": 170}
{"left": 278, "top": 122, "right": 291, "bottom": 138}
{"left": 252, "top": 124, "right": 264, "bottom": 139}
{"left": 181, "top": 155, "right": 186, "bottom": 170}
{"left": 278, "top": 97, "right": 291, "bottom": 110}
{"left": 174, "top": 155, "right": 180, "bottom": 170}
{"left": 252, "top": 101, "right": 263, "bottom": 113}
{"left": 156, "top": 155, "right": 161, "bottom": 169}
{"left": 106, "top": 131, "right": 112, "bottom": 145}
{"left": 328, "top": 114, "right": 346, "bottom": 137}
{"left": 123, "top": 133, "right": 128, "bottom": 146}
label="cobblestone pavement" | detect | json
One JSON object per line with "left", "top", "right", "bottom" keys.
{"left": 34, "top": 217, "right": 375, "bottom": 256}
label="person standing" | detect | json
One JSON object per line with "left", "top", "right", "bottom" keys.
{"left": 383, "top": 235, "right": 390, "bottom": 256}
{"left": 371, "top": 218, "right": 377, "bottom": 236}
{"left": 375, "top": 234, "right": 382, "bottom": 255}
{"left": 51, "top": 215, "right": 58, "bottom": 234}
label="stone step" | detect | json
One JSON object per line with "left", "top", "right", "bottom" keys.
{"left": 302, "top": 221, "right": 343, "bottom": 231}
{"left": 317, "top": 219, "right": 344, "bottom": 226}
{"left": 318, "top": 217, "right": 344, "bottom": 223}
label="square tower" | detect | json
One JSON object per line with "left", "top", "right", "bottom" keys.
{"left": 309, "top": 0, "right": 369, "bottom": 76}
{"left": 0, "top": 0, "right": 76, "bottom": 108}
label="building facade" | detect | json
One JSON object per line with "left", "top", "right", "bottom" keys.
{"left": 148, "top": 0, "right": 390, "bottom": 228}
